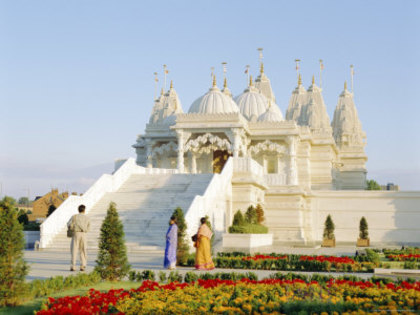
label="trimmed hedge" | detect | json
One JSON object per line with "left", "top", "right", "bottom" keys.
{"left": 228, "top": 223, "right": 268, "bottom": 234}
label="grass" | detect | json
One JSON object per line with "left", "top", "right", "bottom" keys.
{"left": 0, "top": 281, "right": 140, "bottom": 315}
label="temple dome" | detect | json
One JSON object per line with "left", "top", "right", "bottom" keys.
{"left": 188, "top": 77, "right": 239, "bottom": 114}
{"left": 258, "top": 102, "right": 284, "bottom": 122}
{"left": 235, "top": 78, "right": 268, "bottom": 120}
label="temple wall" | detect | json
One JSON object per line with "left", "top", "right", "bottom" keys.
{"left": 310, "top": 190, "right": 420, "bottom": 245}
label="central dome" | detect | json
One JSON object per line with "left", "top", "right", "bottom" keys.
{"left": 188, "top": 77, "right": 239, "bottom": 114}
{"left": 235, "top": 82, "right": 268, "bottom": 121}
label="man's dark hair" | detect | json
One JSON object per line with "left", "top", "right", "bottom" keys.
{"left": 200, "top": 217, "right": 206, "bottom": 224}
{"left": 78, "top": 204, "right": 86, "bottom": 213}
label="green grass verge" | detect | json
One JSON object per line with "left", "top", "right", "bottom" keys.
{"left": 0, "top": 281, "right": 140, "bottom": 315}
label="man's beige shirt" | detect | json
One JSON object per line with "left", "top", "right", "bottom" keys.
{"left": 68, "top": 213, "right": 90, "bottom": 233}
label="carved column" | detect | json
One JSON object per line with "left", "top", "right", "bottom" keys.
{"left": 176, "top": 130, "right": 185, "bottom": 173}
{"left": 191, "top": 153, "right": 197, "bottom": 174}
{"left": 231, "top": 128, "right": 242, "bottom": 158}
{"left": 288, "top": 136, "right": 299, "bottom": 185}
{"left": 145, "top": 139, "right": 154, "bottom": 168}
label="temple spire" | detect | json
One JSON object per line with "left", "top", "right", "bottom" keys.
{"left": 249, "top": 75, "right": 253, "bottom": 87}
{"left": 224, "top": 77, "right": 227, "bottom": 88}
{"left": 298, "top": 74, "right": 302, "bottom": 86}
{"left": 260, "top": 62, "right": 264, "bottom": 74}
{"left": 213, "top": 74, "right": 217, "bottom": 87}
{"left": 312, "top": 75, "right": 315, "bottom": 85}
{"left": 344, "top": 80, "right": 348, "bottom": 91}
{"left": 170, "top": 80, "right": 173, "bottom": 90}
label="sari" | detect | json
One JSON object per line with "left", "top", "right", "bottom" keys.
{"left": 164, "top": 223, "right": 178, "bottom": 269}
{"left": 195, "top": 223, "right": 215, "bottom": 270}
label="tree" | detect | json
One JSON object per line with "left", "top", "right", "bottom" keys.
{"left": 366, "top": 179, "right": 381, "bottom": 190}
{"left": 18, "top": 197, "right": 29, "bottom": 206}
{"left": 47, "top": 205, "right": 57, "bottom": 217}
{"left": 171, "top": 207, "right": 189, "bottom": 265}
{"left": 2, "top": 196, "right": 16, "bottom": 206}
{"left": 95, "top": 202, "right": 130, "bottom": 281}
{"left": 245, "top": 205, "right": 257, "bottom": 224}
{"left": 0, "top": 197, "right": 29, "bottom": 306}
{"left": 255, "top": 204, "right": 265, "bottom": 224}
{"left": 323, "top": 215, "right": 335, "bottom": 240}
{"left": 17, "top": 209, "right": 29, "bottom": 226}
{"left": 232, "top": 210, "right": 245, "bottom": 226}
{"left": 359, "top": 217, "right": 369, "bottom": 239}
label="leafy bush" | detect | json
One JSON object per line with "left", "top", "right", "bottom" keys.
{"left": 167, "top": 271, "right": 182, "bottom": 283}
{"left": 403, "top": 261, "right": 417, "bottom": 269}
{"left": 323, "top": 215, "right": 335, "bottom": 240}
{"left": 228, "top": 223, "right": 268, "bottom": 234}
{"left": 229, "top": 205, "right": 268, "bottom": 234}
{"left": 95, "top": 202, "right": 130, "bottom": 281}
{"left": 184, "top": 272, "right": 199, "bottom": 283}
{"left": 255, "top": 204, "right": 265, "bottom": 224}
{"left": 0, "top": 198, "right": 29, "bottom": 306}
{"left": 171, "top": 207, "right": 189, "bottom": 265}
{"left": 23, "top": 221, "right": 41, "bottom": 231}
{"left": 158, "top": 271, "right": 167, "bottom": 283}
{"left": 141, "top": 270, "right": 155, "bottom": 281}
{"left": 359, "top": 217, "right": 369, "bottom": 239}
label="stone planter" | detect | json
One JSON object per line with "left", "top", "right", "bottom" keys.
{"left": 356, "top": 238, "right": 370, "bottom": 247}
{"left": 223, "top": 233, "right": 273, "bottom": 251}
{"left": 321, "top": 238, "right": 335, "bottom": 247}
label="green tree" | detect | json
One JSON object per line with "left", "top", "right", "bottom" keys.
{"left": 17, "top": 209, "right": 29, "bottom": 225}
{"left": 18, "top": 197, "right": 29, "bottom": 206}
{"left": 95, "top": 202, "right": 130, "bottom": 281}
{"left": 47, "top": 205, "right": 57, "bottom": 217}
{"left": 0, "top": 197, "right": 29, "bottom": 306}
{"left": 359, "top": 217, "right": 369, "bottom": 239}
{"left": 366, "top": 179, "right": 381, "bottom": 190}
{"left": 171, "top": 207, "right": 189, "bottom": 265}
{"left": 323, "top": 215, "right": 335, "bottom": 240}
{"left": 255, "top": 204, "right": 265, "bottom": 224}
{"left": 2, "top": 196, "right": 16, "bottom": 206}
{"left": 245, "top": 205, "right": 257, "bottom": 224}
{"left": 232, "top": 210, "right": 245, "bottom": 226}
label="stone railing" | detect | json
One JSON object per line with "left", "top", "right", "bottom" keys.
{"left": 264, "top": 173, "right": 287, "bottom": 186}
{"left": 232, "top": 157, "right": 265, "bottom": 177}
{"left": 40, "top": 158, "right": 178, "bottom": 248}
{"left": 185, "top": 158, "right": 234, "bottom": 246}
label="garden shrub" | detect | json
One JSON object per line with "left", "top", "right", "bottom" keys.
{"left": 359, "top": 216, "right": 369, "bottom": 239}
{"left": 0, "top": 197, "right": 29, "bottom": 306}
{"left": 184, "top": 272, "right": 198, "bottom": 283}
{"left": 228, "top": 206, "right": 268, "bottom": 234}
{"left": 158, "top": 271, "right": 166, "bottom": 283}
{"left": 95, "top": 202, "right": 130, "bottom": 281}
{"left": 141, "top": 270, "right": 155, "bottom": 281}
{"left": 171, "top": 207, "right": 189, "bottom": 265}
{"left": 323, "top": 214, "right": 335, "bottom": 239}
{"left": 167, "top": 271, "right": 182, "bottom": 283}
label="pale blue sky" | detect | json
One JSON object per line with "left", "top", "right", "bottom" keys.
{"left": 1, "top": 0, "right": 419, "bottom": 198}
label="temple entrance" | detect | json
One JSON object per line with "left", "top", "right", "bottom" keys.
{"left": 212, "top": 150, "right": 231, "bottom": 173}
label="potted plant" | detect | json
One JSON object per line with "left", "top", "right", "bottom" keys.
{"left": 322, "top": 214, "right": 335, "bottom": 247}
{"left": 357, "top": 216, "right": 370, "bottom": 247}
{"left": 223, "top": 205, "right": 272, "bottom": 250}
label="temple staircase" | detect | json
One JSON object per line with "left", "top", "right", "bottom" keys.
{"left": 45, "top": 173, "right": 213, "bottom": 252}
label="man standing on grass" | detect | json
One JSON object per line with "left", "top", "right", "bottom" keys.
{"left": 67, "top": 204, "right": 90, "bottom": 271}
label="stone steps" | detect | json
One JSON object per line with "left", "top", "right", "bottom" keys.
{"left": 46, "top": 173, "right": 213, "bottom": 252}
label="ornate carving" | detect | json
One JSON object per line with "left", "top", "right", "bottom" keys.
{"left": 184, "top": 133, "right": 232, "bottom": 154}
{"left": 152, "top": 141, "right": 178, "bottom": 156}
{"left": 249, "top": 140, "right": 286, "bottom": 155}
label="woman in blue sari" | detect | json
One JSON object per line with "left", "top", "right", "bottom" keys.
{"left": 164, "top": 216, "right": 178, "bottom": 269}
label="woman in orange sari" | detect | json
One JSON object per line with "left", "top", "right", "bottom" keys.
{"left": 195, "top": 217, "right": 215, "bottom": 270}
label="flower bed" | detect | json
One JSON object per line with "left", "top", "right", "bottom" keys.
{"left": 37, "top": 278, "right": 420, "bottom": 314}
{"left": 386, "top": 254, "right": 420, "bottom": 262}
{"left": 212, "top": 253, "right": 376, "bottom": 272}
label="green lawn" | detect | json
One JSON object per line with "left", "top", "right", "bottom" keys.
{"left": 0, "top": 281, "right": 140, "bottom": 315}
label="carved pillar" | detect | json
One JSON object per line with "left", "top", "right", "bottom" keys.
{"left": 145, "top": 139, "right": 154, "bottom": 168}
{"left": 288, "top": 136, "right": 299, "bottom": 185}
{"left": 176, "top": 130, "right": 185, "bottom": 173}
{"left": 191, "top": 153, "right": 197, "bottom": 174}
{"left": 231, "top": 129, "right": 242, "bottom": 158}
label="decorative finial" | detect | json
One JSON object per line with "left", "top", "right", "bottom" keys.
{"left": 260, "top": 62, "right": 264, "bottom": 74}
{"left": 211, "top": 66, "right": 215, "bottom": 79}
{"left": 163, "top": 64, "right": 168, "bottom": 90}
{"left": 258, "top": 48, "right": 264, "bottom": 74}
{"left": 298, "top": 74, "right": 302, "bottom": 86}
{"left": 344, "top": 80, "right": 348, "bottom": 91}
{"left": 245, "top": 65, "right": 250, "bottom": 86}
{"left": 160, "top": 87, "right": 164, "bottom": 95}
{"left": 224, "top": 77, "right": 227, "bottom": 88}
{"left": 312, "top": 75, "right": 315, "bottom": 85}
{"left": 319, "top": 59, "right": 324, "bottom": 89}
{"left": 222, "top": 62, "right": 227, "bottom": 80}
{"left": 294, "top": 59, "right": 301, "bottom": 81}
{"left": 154, "top": 72, "right": 159, "bottom": 100}
{"left": 249, "top": 75, "right": 253, "bottom": 87}
{"left": 170, "top": 80, "right": 173, "bottom": 89}
{"left": 213, "top": 74, "right": 217, "bottom": 87}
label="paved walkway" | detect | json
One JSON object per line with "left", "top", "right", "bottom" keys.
{"left": 25, "top": 245, "right": 369, "bottom": 281}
